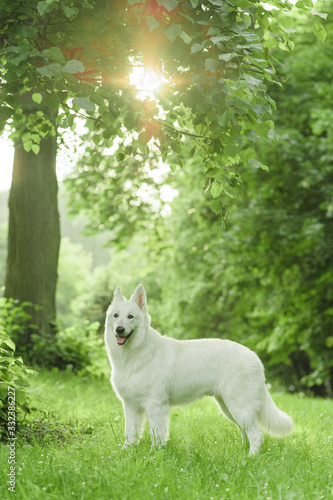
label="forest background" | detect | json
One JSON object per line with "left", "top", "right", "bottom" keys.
{"left": 0, "top": 0, "right": 332, "bottom": 403}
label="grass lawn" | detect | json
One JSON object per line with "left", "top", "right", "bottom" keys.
{"left": 0, "top": 369, "right": 332, "bottom": 500}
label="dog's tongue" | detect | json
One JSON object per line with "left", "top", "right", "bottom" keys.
{"left": 116, "top": 336, "right": 126, "bottom": 345}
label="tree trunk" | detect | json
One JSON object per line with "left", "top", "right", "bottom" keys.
{"left": 5, "top": 131, "right": 60, "bottom": 343}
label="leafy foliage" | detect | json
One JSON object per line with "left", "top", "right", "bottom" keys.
{"left": 64, "top": 145, "right": 170, "bottom": 242}
{"left": 0, "top": 297, "right": 38, "bottom": 349}
{"left": 246, "top": 9, "right": 333, "bottom": 395}
{"left": 29, "top": 322, "right": 106, "bottom": 377}
{"left": 0, "top": 0, "right": 325, "bottom": 220}
{"left": 0, "top": 329, "right": 38, "bottom": 439}
{"left": 0, "top": 298, "right": 106, "bottom": 377}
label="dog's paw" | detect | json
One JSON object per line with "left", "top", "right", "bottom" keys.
{"left": 150, "top": 440, "right": 167, "bottom": 452}
{"left": 123, "top": 442, "right": 138, "bottom": 450}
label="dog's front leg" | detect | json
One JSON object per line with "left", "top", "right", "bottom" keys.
{"left": 123, "top": 403, "right": 146, "bottom": 447}
{"left": 146, "top": 403, "right": 170, "bottom": 448}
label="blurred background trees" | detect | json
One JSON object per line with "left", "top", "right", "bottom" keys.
{"left": 0, "top": 1, "right": 332, "bottom": 396}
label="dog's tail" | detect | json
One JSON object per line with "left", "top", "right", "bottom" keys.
{"left": 258, "top": 386, "right": 293, "bottom": 437}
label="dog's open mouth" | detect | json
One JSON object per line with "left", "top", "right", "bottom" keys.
{"left": 116, "top": 330, "right": 134, "bottom": 346}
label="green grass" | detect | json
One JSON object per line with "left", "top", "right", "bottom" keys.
{"left": 0, "top": 370, "right": 332, "bottom": 500}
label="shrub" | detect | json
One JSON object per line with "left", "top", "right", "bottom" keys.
{"left": 30, "top": 322, "right": 107, "bottom": 377}
{"left": 0, "top": 297, "right": 37, "bottom": 350}
{"left": 56, "top": 322, "right": 106, "bottom": 377}
{"left": 0, "top": 297, "right": 107, "bottom": 377}
{"left": 0, "top": 329, "right": 38, "bottom": 440}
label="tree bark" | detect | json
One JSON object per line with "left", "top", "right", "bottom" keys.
{"left": 5, "top": 131, "right": 60, "bottom": 343}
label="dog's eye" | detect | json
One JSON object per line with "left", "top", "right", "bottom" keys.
{"left": 128, "top": 314, "right": 134, "bottom": 319}
{"left": 114, "top": 313, "right": 118, "bottom": 318}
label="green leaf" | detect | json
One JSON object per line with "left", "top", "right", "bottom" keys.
{"left": 32, "top": 93, "right": 43, "bottom": 104}
{"left": 251, "top": 104, "right": 271, "bottom": 116}
{"left": 146, "top": 16, "right": 160, "bottom": 31}
{"left": 32, "top": 144, "right": 40, "bottom": 155}
{"left": 62, "top": 60, "right": 85, "bottom": 74}
{"left": 116, "top": 151, "right": 126, "bottom": 162}
{"left": 267, "top": 128, "right": 279, "bottom": 141}
{"left": 219, "top": 53, "right": 237, "bottom": 62}
{"left": 37, "top": 0, "right": 56, "bottom": 16}
{"left": 164, "top": 24, "right": 182, "bottom": 43}
{"left": 209, "top": 199, "right": 223, "bottom": 214}
{"left": 0, "top": 107, "right": 13, "bottom": 121}
{"left": 191, "top": 43, "right": 203, "bottom": 54}
{"left": 313, "top": 23, "right": 327, "bottom": 43}
{"left": 190, "top": 0, "right": 198, "bottom": 6}
{"left": 248, "top": 158, "right": 261, "bottom": 169}
{"left": 61, "top": 5, "right": 77, "bottom": 18}
{"left": 309, "top": 10, "right": 328, "bottom": 20}
{"left": 180, "top": 31, "right": 192, "bottom": 44}
{"left": 248, "top": 158, "right": 269, "bottom": 171}
{"left": 36, "top": 63, "right": 62, "bottom": 78}
{"left": 138, "top": 130, "right": 151, "bottom": 145}
{"left": 2, "top": 339, "right": 15, "bottom": 351}
{"left": 280, "top": 16, "right": 294, "bottom": 28}
{"left": 296, "top": 0, "right": 314, "bottom": 8}
{"left": 15, "top": 389, "right": 27, "bottom": 404}
{"left": 170, "top": 140, "right": 182, "bottom": 154}
{"left": 72, "top": 97, "right": 95, "bottom": 112}
{"left": 246, "top": 75, "right": 263, "bottom": 89}
{"left": 210, "top": 180, "right": 223, "bottom": 198}
{"left": 45, "top": 94, "right": 61, "bottom": 110}
{"left": 224, "top": 144, "right": 239, "bottom": 159}
{"left": 161, "top": 0, "right": 179, "bottom": 11}
{"left": 0, "top": 386, "right": 8, "bottom": 399}
{"left": 23, "top": 140, "right": 33, "bottom": 153}
{"left": 217, "top": 110, "right": 233, "bottom": 127}
{"left": 265, "top": 37, "right": 279, "bottom": 50}
{"left": 42, "top": 47, "right": 66, "bottom": 63}
{"left": 240, "top": 147, "right": 255, "bottom": 161}
{"left": 205, "top": 58, "right": 219, "bottom": 73}
{"left": 12, "top": 378, "right": 29, "bottom": 388}
{"left": 256, "top": 121, "right": 273, "bottom": 138}
{"left": 89, "top": 94, "right": 106, "bottom": 107}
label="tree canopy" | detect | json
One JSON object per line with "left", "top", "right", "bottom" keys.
{"left": 0, "top": 0, "right": 326, "bottom": 220}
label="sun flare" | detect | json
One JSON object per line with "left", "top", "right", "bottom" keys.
{"left": 130, "top": 66, "right": 165, "bottom": 98}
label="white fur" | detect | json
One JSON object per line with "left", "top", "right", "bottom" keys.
{"left": 104, "top": 284, "right": 293, "bottom": 455}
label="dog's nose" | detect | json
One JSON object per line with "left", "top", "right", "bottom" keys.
{"left": 116, "top": 326, "right": 125, "bottom": 335}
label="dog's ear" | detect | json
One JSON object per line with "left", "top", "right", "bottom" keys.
{"left": 113, "top": 286, "right": 125, "bottom": 303}
{"left": 130, "top": 284, "right": 147, "bottom": 310}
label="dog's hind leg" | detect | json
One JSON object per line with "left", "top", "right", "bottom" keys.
{"left": 245, "top": 419, "right": 263, "bottom": 455}
{"left": 214, "top": 396, "right": 247, "bottom": 443}
{"left": 228, "top": 405, "right": 263, "bottom": 455}
{"left": 123, "top": 403, "right": 146, "bottom": 447}
{"left": 214, "top": 396, "right": 238, "bottom": 425}
{"left": 215, "top": 396, "right": 263, "bottom": 454}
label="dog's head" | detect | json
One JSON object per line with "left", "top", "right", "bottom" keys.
{"left": 105, "top": 284, "right": 149, "bottom": 347}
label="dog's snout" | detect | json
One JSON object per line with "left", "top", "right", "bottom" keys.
{"left": 116, "top": 326, "right": 125, "bottom": 335}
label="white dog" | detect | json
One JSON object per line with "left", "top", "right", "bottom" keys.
{"left": 104, "top": 284, "right": 293, "bottom": 455}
